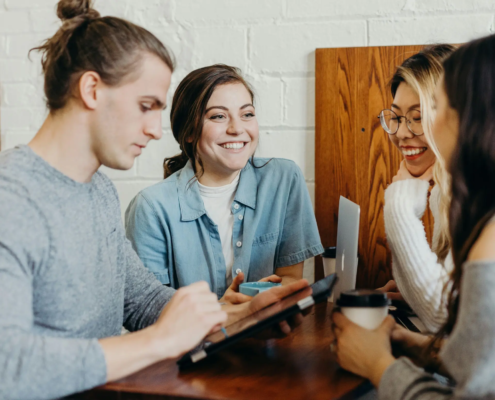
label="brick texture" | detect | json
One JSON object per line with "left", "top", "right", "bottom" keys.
{"left": 1, "top": 0, "right": 494, "bottom": 282}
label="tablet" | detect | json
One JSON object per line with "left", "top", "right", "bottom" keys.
{"left": 177, "top": 274, "right": 338, "bottom": 368}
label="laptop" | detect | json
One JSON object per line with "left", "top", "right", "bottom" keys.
{"left": 333, "top": 196, "right": 360, "bottom": 303}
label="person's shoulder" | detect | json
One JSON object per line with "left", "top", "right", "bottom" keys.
{"left": 468, "top": 218, "right": 495, "bottom": 262}
{"left": 0, "top": 147, "right": 36, "bottom": 199}
{"left": 251, "top": 157, "right": 300, "bottom": 177}
{"left": 130, "top": 175, "right": 180, "bottom": 216}
{"left": 140, "top": 174, "right": 178, "bottom": 200}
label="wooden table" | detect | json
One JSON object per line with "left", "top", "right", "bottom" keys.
{"left": 78, "top": 302, "right": 371, "bottom": 400}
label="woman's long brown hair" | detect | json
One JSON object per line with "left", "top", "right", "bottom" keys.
{"left": 430, "top": 34, "right": 495, "bottom": 354}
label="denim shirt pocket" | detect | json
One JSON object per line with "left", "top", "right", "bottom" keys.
{"left": 251, "top": 231, "right": 279, "bottom": 279}
{"left": 252, "top": 231, "right": 279, "bottom": 246}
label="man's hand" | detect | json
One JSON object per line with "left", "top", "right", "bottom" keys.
{"left": 150, "top": 281, "right": 227, "bottom": 359}
{"left": 219, "top": 272, "right": 282, "bottom": 304}
{"left": 101, "top": 281, "right": 227, "bottom": 383}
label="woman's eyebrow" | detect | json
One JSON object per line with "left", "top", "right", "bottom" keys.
{"left": 391, "top": 103, "right": 421, "bottom": 111}
{"left": 240, "top": 103, "right": 254, "bottom": 110}
{"left": 205, "top": 106, "right": 228, "bottom": 113}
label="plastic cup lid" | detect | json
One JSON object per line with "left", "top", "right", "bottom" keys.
{"left": 336, "top": 289, "right": 390, "bottom": 308}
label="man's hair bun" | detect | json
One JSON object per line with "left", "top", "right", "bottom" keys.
{"left": 56, "top": 0, "right": 100, "bottom": 22}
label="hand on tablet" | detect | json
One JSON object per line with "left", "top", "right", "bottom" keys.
{"left": 221, "top": 279, "right": 311, "bottom": 337}
{"left": 151, "top": 281, "right": 227, "bottom": 359}
{"left": 219, "top": 272, "right": 282, "bottom": 304}
{"left": 249, "top": 279, "right": 312, "bottom": 338}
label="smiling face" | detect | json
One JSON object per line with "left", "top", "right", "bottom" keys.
{"left": 91, "top": 53, "right": 172, "bottom": 170}
{"left": 388, "top": 82, "right": 436, "bottom": 177}
{"left": 196, "top": 82, "right": 259, "bottom": 186}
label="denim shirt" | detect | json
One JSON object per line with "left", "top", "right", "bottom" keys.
{"left": 125, "top": 158, "right": 324, "bottom": 298}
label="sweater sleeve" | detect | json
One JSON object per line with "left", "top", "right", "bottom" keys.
{"left": 384, "top": 179, "right": 449, "bottom": 332}
{"left": 379, "top": 260, "right": 495, "bottom": 399}
{"left": 122, "top": 234, "right": 176, "bottom": 332}
{"left": 0, "top": 190, "right": 107, "bottom": 400}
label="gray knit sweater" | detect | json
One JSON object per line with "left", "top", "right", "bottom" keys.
{"left": 380, "top": 259, "right": 495, "bottom": 399}
{"left": 0, "top": 146, "right": 175, "bottom": 400}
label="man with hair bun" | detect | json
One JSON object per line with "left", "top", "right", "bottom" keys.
{"left": 0, "top": 1, "right": 308, "bottom": 399}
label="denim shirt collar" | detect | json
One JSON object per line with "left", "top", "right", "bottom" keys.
{"left": 177, "top": 160, "right": 257, "bottom": 222}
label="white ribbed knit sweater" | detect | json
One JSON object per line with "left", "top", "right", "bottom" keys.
{"left": 384, "top": 179, "right": 453, "bottom": 333}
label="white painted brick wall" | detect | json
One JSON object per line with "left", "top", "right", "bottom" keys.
{"left": 1, "top": 0, "right": 494, "bottom": 282}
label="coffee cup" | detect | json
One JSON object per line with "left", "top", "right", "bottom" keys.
{"left": 322, "top": 247, "right": 336, "bottom": 302}
{"left": 336, "top": 289, "right": 390, "bottom": 330}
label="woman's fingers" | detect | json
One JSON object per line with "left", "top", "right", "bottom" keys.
{"left": 226, "top": 292, "right": 253, "bottom": 304}
{"left": 386, "top": 292, "right": 404, "bottom": 301}
{"left": 229, "top": 272, "right": 245, "bottom": 292}
{"left": 332, "top": 311, "right": 353, "bottom": 329}
{"left": 259, "top": 274, "right": 282, "bottom": 283}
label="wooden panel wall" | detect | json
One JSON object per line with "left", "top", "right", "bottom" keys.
{"left": 315, "top": 45, "right": 434, "bottom": 289}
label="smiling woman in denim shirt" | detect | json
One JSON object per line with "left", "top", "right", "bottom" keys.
{"left": 125, "top": 64, "right": 323, "bottom": 302}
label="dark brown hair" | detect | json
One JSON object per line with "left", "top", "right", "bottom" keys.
{"left": 164, "top": 64, "right": 255, "bottom": 179}
{"left": 31, "top": 0, "right": 174, "bottom": 111}
{"left": 431, "top": 35, "right": 495, "bottom": 352}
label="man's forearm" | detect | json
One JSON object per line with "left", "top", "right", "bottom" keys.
{"left": 99, "top": 325, "right": 172, "bottom": 382}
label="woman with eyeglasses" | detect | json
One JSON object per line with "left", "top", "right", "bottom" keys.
{"left": 377, "top": 45, "right": 456, "bottom": 332}
{"left": 332, "top": 33, "right": 495, "bottom": 399}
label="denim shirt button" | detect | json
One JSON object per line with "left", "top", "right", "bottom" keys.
{"left": 236, "top": 268, "right": 242, "bottom": 275}
{"left": 236, "top": 241, "right": 242, "bottom": 247}
{"left": 233, "top": 203, "right": 240, "bottom": 210}
{"left": 238, "top": 214, "right": 243, "bottom": 220}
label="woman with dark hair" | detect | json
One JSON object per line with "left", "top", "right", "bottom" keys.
{"left": 126, "top": 64, "right": 323, "bottom": 302}
{"left": 332, "top": 34, "right": 495, "bottom": 399}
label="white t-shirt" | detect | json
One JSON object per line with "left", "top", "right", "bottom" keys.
{"left": 198, "top": 174, "right": 240, "bottom": 285}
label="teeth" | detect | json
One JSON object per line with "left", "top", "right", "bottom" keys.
{"left": 222, "top": 142, "right": 245, "bottom": 150}
{"left": 402, "top": 147, "right": 427, "bottom": 156}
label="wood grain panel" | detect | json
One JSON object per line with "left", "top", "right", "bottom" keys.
{"left": 315, "top": 45, "right": 434, "bottom": 288}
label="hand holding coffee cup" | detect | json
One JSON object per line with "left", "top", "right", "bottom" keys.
{"left": 336, "top": 289, "right": 391, "bottom": 330}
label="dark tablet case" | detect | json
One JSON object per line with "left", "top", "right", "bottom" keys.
{"left": 177, "top": 274, "right": 338, "bottom": 368}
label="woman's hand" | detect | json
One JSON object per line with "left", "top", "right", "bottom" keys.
{"left": 390, "top": 324, "right": 430, "bottom": 364}
{"left": 222, "top": 279, "right": 311, "bottom": 337}
{"left": 393, "top": 160, "right": 434, "bottom": 183}
{"left": 219, "top": 272, "right": 282, "bottom": 304}
{"left": 391, "top": 325, "right": 447, "bottom": 375}
{"left": 332, "top": 312, "right": 396, "bottom": 387}
{"left": 376, "top": 279, "right": 404, "bottom": 302}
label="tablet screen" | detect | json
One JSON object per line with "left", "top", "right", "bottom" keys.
{"left": 202, "top": 274, "right": 336, "bottom": 345}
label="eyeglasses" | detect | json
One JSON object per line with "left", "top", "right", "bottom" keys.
{"left": 377, "top": 109, "right": 424, "bottom": 136}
